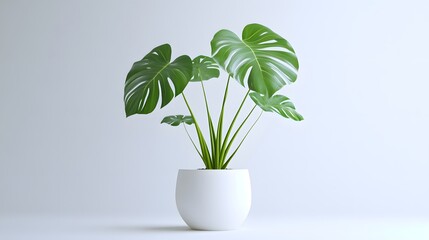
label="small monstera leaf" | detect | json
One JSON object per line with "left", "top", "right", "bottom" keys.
{"left": 161, "top": 115, "right": 194, "bottom": 126}
{"left": 124, "top": 44, "right": 192, "bottom": 117}
{"left": 250, "top": 92, "right": 303, "bottom": 121}
{"left": 211, "top": 23, "right": 299, "bottom": 97}
{"left": 191, "top": 55, "right": 220, "bottom": 82}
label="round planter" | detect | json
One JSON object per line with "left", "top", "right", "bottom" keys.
{"left": 175, "top": 169, "right": 251, "bottom": 231}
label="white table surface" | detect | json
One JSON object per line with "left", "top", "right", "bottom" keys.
{"left": 1, "top": 215, "right": 428, "bottom": 240}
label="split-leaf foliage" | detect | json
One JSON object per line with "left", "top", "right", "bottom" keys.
{"left": 124, "top": 24, "right": 303, "bottom": 169}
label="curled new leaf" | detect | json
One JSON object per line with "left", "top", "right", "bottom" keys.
{"left": 211, "top": 23, "right": 299, "bottom": 97}
{"left": 124, "top": 44, "right": 192, "bottom": 117}
{"left": 250, "top": 92, "right": 303, "bottom": 121}
{"left": 191, "top": 55, "right": 220, "bottom": 82}
{"left": 161, "top": 115, "right": 194, "bottom": 126}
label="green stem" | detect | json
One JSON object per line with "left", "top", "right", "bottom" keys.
{"left": 218, "top": 76, "right": 231, "bottom": 135}
{"left": 200, "top": 79, "right": 211, "bottom": 116}
{"left": 220, "top": 89, "right": 250, "bottom": 162}
{"left": 182, "top": 93, "right": 212, "bottom": 169}
{"left": 222, "top": 110, "right": 263, "bottom": 169}
{"left": 182, "top": 123, "right": 203, "bottom": 159}
{"left": 222, "top": 105, "right": 257, "bottom": 165}
{"left": 199, "top": 79, "right": 217, "bottom": 168}
{"left": 216, "top": 75, "right": 231, "bottom": 167}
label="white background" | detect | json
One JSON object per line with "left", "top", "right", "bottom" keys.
{"left": 1, "top": 0, "right": 429, "bottom": 222}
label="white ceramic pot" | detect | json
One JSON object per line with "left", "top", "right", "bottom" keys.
{"left": 175, "top": 169, "right": 251, "bottom": 231}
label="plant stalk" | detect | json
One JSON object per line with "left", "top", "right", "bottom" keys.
{"left": 220, "top": 89, "right": 251, "bottom": 163}
{"left": 199, "top": 79, "right": 218, "bottom": 168}
{"left": 215, "top": 75, "right": 231, "bottom": 167}
{"left": 222, "top": 104, "right": 257, "bottom": 166}
{"left": 222, "top": 110, "right": 263, "bottom": 169}
{"left": 182, "top": 123, "right": 203, "bottom": 159}
{"left": 182, "top": 93, "right": 212, "bottom": 169}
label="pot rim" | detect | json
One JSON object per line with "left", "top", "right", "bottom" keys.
{"left": 178, "top": 168, "right": 248, "bottom": 171}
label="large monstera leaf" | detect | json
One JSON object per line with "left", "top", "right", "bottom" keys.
{"left": 250, "top": 92, "right": 303, "bottom": 121}
{"left": 124, "top": 44, "right": 192, "bottom": 117}
{"left": 211, "top": 23, "right": 299, "bottom": 97}
{"left": 161, "top": 115, "right": 194, "bottom": 126}
{"left": 191, "top": 55, "right": 220, "bottom": 82}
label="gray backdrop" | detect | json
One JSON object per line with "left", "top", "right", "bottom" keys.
{"left": 1, "top": 0, "right": 428, "bottom": 218}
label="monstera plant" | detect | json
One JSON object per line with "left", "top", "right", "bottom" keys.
{"left": 124, "top": 23, "right": 303, "bottom": 169}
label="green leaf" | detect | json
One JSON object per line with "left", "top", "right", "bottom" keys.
{"left": 250, "top": 92, "right": 303, "bottom": 121}
{"left": 161, "top": 115, "right": 194, "bottom": 126}
{"left": 124, "top": 44, "right": 192, "bottom": 117}
{"left": 211, "top": 23, "right": 299, "bottom": 97}
{"left": 191, "top": 55, "right": 220, "bottom": 82}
